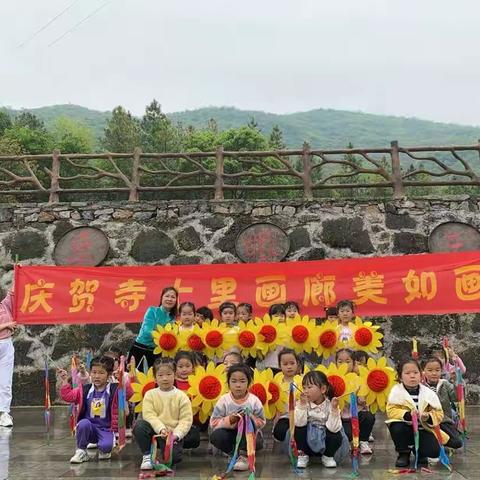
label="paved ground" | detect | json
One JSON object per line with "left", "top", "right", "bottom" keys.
{"left": 0, "top": 406, "right": 478, "bottom": 480}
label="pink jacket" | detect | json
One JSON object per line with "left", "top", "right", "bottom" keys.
{"left": 0, "top": 291, "right": 14, "bottom": 340}
{"left": 60, "top": 382, "right": 133, "bottom": 432}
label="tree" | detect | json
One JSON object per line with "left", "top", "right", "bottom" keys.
{"left": 219, "top": 126, "right": 268, "bottom": 152}
{"left": 14, "top": 111, "right": 45, "bottom": 130}
{"left": 247, "top": 116, "right": 259, "bottom": 131}
{"left": 50, "top": 117, "right": 95, "bottom": 153}
{"left": 269, "top": 124, "right": 286, "bottom": 150}
{"left": 102, "top": 106, "right": 141, "bottom": 152}
{"left": 3, "top": 125, "right": 53, "bottom": 154}
{"left": 140, "top": 100, "right": 181, "bottom": 152}
{"left": 0, "top": 111, "right": 12, "bottom": 136}
{"left": 0, "top": 136, "right": 23, "bottom": 155}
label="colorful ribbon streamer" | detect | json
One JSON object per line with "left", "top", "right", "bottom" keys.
{"left": 411, "top": 337, "right": 418, "bottom": 359}
{"left": 288, "top": 383, "right": 299, "bottom": 472}
{"left": 350, "top": 392, "right": 360, "bottom": 477}
{"left": 85, "top": 349, "right": 92, "bottom": 371}
{"left": 455, "top": 358, "right": 467, "bottom": 450}
{"left": 150, "top": 432, "right": 174, "bottom": 473}
{"left": 69, "top": 354, "right": 79, "bottom": 434}
{"left": 117, "top": 355, "right": 127, "bottom": 450}
{"left": 411, "top": 410, "right": 420, "bottom": 470}
{"left": 44, "top": 358, "right": 51, "bottom": 443}
{"left": 433, "top": 424, "right": 452, "bottom": 472}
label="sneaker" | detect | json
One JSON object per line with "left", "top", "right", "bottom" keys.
{"left": 125, "top": 428, "right": 133, "bottom": 438}
{"left": 428, "top": 457, "right": 440, "bottom": 465}
{"left": 321, "top": 456, "right": 337, "bottom": 468}
{"left": 233, "top": 455, "right": 249, "bottom": 471}
{"left": 98, "top": 451, "right": 112, "bottom": 460}
{"left": 86, "top": 443, "right": 97, "bottom": 449}
{"left": 141, "top": 454, "right": 153, "bottom": 470}
{"left": 0, "top": 412, "right": 13, "bottom": 428}
{"left": 369, "top": 434, "right": 375, "bottom": 442}
{"left": 297, "top": 454, "right": 309, "bottom": 469}
{"left": 360, "top": 441, "right": 373, "bottom": 455}
{"left": 395, "top": 452, "right": 410, "bottom": 468}
{"left": 70, "top": 449, "right": 89, "bottom": 464}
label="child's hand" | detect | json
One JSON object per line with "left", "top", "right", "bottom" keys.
{"left": 299, "top": 392, "right": 308, "bottom": 406}
{"left": 421, "top": 412, "right": 430, "bottom": 422}
{"left": 331, "top": 397, "right": 339, "bottom": 411}
{"left": 159, "top": 428, "right": 168, "bottom": 438}
{"left": 1, "top": 321, "right": 16, "bottom": 332}
{"left": 447, "top": 347, "right": 458, "bottom": 361}
{"left": 229, "top": 414, "right": 241, "bottom": 425}
{"left": 78, "top": 363, "right": 87, "bottom": 375}
{"left": 57, "top": 369, "right": 69, "bottom": 385}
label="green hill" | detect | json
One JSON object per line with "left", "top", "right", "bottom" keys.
{"left": 3, "top": 104, "right": 480, "bottom": 149}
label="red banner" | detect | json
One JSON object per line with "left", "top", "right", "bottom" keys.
{"left": 14, "top": 251, "right": 480, "bottom": 324}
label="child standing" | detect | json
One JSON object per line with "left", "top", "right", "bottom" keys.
{"left": 222, "top": 352, "right": 244, "bottom": 372}
{"left": 134, "top": 357, "right": 193, "bottom": 470}
{"left": 59, "top": 356, "right": 133, "bottom": 464}
{"left": 178, "top": 302, "right": 196, "bottom": 331}
{"left": 295, "top": 371, "right": 343, "bottom": 468}
{"left": 219, "top": 302, "right": 237, "bottom": 327}
{"left": 210, "top": 364, "right": 266, "bottom": 471}
{"left": 336, "top": 349, "right": 375, "bottom": 454}
{"left": 273, "top": 349, "right": 302, "bottom": 443}
{"left": 0, "top": 288, "right": 15, "bottom": 428}
{"left": 386, "top": 358, "right": 444, "bottom": 468}
{"left": 195, "top": 306, "right": 213, "bottom": 326}
{"left": 336, "top": 300, "right": 355, "bottom": 343}
{"left": 422, "top": 357, "right": 462, "bottom": 449}
{"left": 237, "top": 303, "right": 253, "bottom": 323}
{"left": 284, "top": 301, "right": 300, "bottom": 320}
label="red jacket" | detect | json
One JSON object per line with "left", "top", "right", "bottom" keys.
{"left": 60, "top": 382, "right": 133, "bottom": 432}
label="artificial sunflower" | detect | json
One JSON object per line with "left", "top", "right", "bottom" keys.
{"left": 249, "top": 368, "right": 273, "bottom": 408}
{"left": 348, "top": 317, "right": 383, "bottom": 354}
{"left": 315, "top": 362, "right": 358, "bottom": 409}
{"left": 178, "top": 324, "right": 206, "bottom": 354}
{"left": 315, "top": 319, "right": 340, "bottom": 358}
{"left": 263, "top": 371, "right": 290, "bottom": 420}
{"left": 225, "top": 320, "right": 262, "bottom": 357}
{"left": 357, "top": 356, "right": 396, "bottom": 413}
{"left": 281, "top": 315, "right": 318, "bottom": 354}
{"left": 188, "top": 362, "right": 227, "bottom": 423}
{"left": 152, "top": 323, "right": 181, "bottom": 357}
{"left": 199, "top": 319, "right": 228, "bottom": 359}
{"left": 129, "top": 367, "right": 156, "bottom": 413}
{"left": 254, "top": 314, "right": 282, "bottom": 355}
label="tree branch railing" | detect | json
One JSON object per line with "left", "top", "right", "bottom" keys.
{"left": 1, "top": 140, "right": 480, "bottom": 203}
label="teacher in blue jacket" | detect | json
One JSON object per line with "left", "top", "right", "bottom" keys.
{"left": 128, "top": 286, "right": 178, "bottom": 368}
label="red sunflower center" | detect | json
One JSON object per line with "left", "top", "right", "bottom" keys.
{"left": 187, "top": 334, "right": 205, "bottom": 351}
{"left": 292, "top": 325, "right": 309, "bottom": 344}
{"left": 367, "top": 370, "right": 389, "bottom": 392}
{"left": 205, "top": 330, "right": 223, "bottom": 348}
{"left": 319, "top": 330, "right": 337, "bottom": 348}
{"left": 198, "top": 375, "right": 222, "bottom": 399}
{"left": 354, "top": 327, "right": 373, "bottom": 346}
{"left": 268, "top": 382, "right": 280, "bottom": 404}
{"left": 239, "top": 331, "right": 256, "bottom": 348}
{"left": 259, "top": 325, "right": 277, "bottom": 343}
{"left": 250, "top": 384, "right": 268, "bottom": 405}
{"left": 142, "top": 381, "right": 155, "bottom": 397}
{"left": 328, "top": 374, "right": 346, "bottom": 397}
{"left": 159, "top": 333, "right": 177, "bottom": 351}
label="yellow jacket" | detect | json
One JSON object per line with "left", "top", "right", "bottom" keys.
{"left": 142, "top": 387, "right": 193, "bottom": 440}
{"left": 386, "top": 383, "right": 448, "bottom": 444}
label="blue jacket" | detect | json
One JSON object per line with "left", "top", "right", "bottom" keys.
{"left": 136, "top": 306, "right": 174, "bottom": 348}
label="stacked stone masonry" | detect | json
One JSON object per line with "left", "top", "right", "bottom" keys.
{"left": 1, "top": 197, "right": 479, "bottom": 405}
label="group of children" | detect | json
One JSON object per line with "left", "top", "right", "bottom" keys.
{"left": 52, "top": 287, "right": 469, "bottom": 473}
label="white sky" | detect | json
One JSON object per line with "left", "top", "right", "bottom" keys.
{"left": 1, "top": 0, "right": 479, "bottom": 125}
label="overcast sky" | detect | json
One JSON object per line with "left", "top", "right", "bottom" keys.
{"left": 1, "top": 0, "right": 479, "bottom": 125}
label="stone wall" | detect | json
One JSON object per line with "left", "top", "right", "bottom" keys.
{"left": 1, "top": 197, "right": 479, "bottom": 405}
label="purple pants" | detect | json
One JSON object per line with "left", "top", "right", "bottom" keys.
{"left": 76, "top": 418, "right": 114, "bottom": 453}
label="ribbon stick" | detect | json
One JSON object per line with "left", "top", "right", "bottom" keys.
{"left": 412, "top": 337, "right": 419, "bottom": 359}
{"left": 442, "top": 337, "right": 449, "bottom": 368}
{"left": 44, "top": 358, "right": 51, "bottom": 444}
{"left": 455, "top": 358, "right": 467, "bottom": 449}
{"left": 433, "top": 424, "right": 452, "bottom": 472}
{"left": 117, "top": 355, "right": 127, "bottom": 450}
{"left": 128, "top": 356, "right": 137, "bottom": 382}
{"left": 85, "top": 349, "right": 93, "bottom": 371}
{"left": 69, "top": 354, "right": 79, "bottom": 434}
{"left": 411, "top": 410, "right": 420, "bottom": 470}
{"left": 149, "top": 432, "right": 174, "bottom": 474}
{"left": 288, "top": 383, "right": 299, "bottom": 472}
{"left": 350, "top": 392, "right": 360, "bottom": 477}
{"left": 245, "top": 411, "right": 257, "bottom": 480}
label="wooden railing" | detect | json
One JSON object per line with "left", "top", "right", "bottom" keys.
{"left": 1, "top": 141, "right": 480, "bottom": 203}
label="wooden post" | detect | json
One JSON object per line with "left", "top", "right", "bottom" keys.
{"left": 214, "top": 145, "right": 224, "bottom": 200}
{"left": 48, "top": 149, "right": 61, "bottom": 203}
{"left": 302, "top": 142, "right": 313, "bottom": 201}
{"left": 390, "top": 141, "right": 405, "bottom": 199}
{"left": 129, "top": 147, "right": 141, "bottom": 201}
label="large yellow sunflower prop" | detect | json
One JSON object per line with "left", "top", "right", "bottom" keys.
{"left": 152, "top": 323, "right": 181, "bottom": 357}
{"left": 188, "top": 363, "right": 227, "bottom": 423}
{"left": 178, "top": 324, "right": 207, "bottom": 354}
{"left": 198, "top": 320, "right": 228, "bottom": 359}
{"left": 263, "top": 371, "right": 289, "bottom": 420}
{"left": 315, "top": 319, "right": 340, "bottom": 358}
{"left": 348, "top": 318, "right": 383, "bottom": 353}
{"left": 316, "top": 363, "right": 358, "bottom": 409}
{"left": 249, "top": 368, "right": 273, "bottom": 409}
{"left": 254, "top": 314, "right": 282, "bottom": 356}
{"left": 357, "top": 357, "right": 396, "bottom": 413}
{"left": 129, "top": 367, "right": 156, "bottom": 413}
{"left": 225, "top": 320, "right": 262, "bottom": 357}
{"left": 280, "top": 316, "right": 318, "bottom": 354}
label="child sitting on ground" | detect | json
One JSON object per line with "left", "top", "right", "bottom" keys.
{"left": 133, "top": 357, "right": 193, "bottom": 471}
{"left": 59, "top": 356, "right": 133, "bottom": 464}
